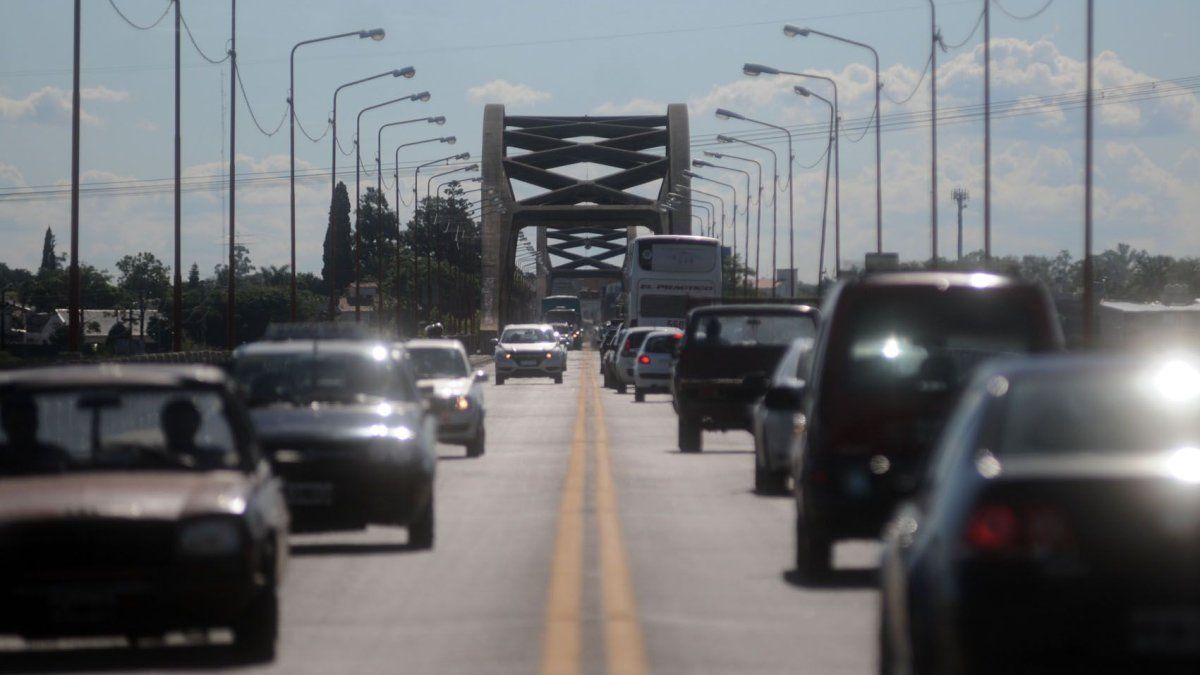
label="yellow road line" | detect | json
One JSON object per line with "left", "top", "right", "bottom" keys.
{"left": 591, "top": 377, "right": 650, "bottom": 675}
{"left": 538, "top": 368, "right": 588, "bottom": 675}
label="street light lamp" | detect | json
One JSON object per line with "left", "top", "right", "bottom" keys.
{"left": 714, "top": 111, "right": 793, "bottom": 298}
{"left": 290, "top": 28, "right": 387, "bottom": 320}
{"left": 795, "top": 86, "right": 835, "bottom": 291}
{"left": 389, "top": 137, "right": 456, "bottom": 332}
{"left": 783, "top": 25, "right": 883, "bottom": 253}
{"left": 695, "top": 159, "right": 752, "bottom": 296}
{"left": 744, "top": 64, "right": 841, "bottom": 289}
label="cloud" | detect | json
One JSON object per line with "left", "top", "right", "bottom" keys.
{"left": 135, "top": 119, "right": 159, "bottom": 132}
{"left": 0, "top": 162, "right": 26, "bottom": 188}
{"left": 0, "top": 85, "right": 129, "bottom": 127}
{"left": 465, "top": 80, "right": 551, "bottom": 107}
{"left": 591, "top": 98, "right": 668, "bottom": 115}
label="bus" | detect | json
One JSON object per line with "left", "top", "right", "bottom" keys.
{"left": 622, "top": 235, "right": 722, "bottom": 329}
{"left": 541, "top": 295, "right": 582, "bottom": 328}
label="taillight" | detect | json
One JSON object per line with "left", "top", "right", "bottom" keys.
{"left": 964, "top": 502, "right": 1074, "bottom": 558}
{"left": 638, "top": 355, "right": 650, "bottom": 365}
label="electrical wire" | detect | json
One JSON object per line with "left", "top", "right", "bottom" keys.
{"left": 107, "top": 0, "right": 173, "bottom": 31}
{"left": 884, "top": 52, "right": 934, "bottom": 105}
{"left": 993, "top": 0, "right": 1056, "bottom": 21}
{"left": 939, "top": 6, "right": 987, "bottom": 51}
{"left": 296, "top": 111, "right": 332, "bottom": 143}
{"left": 178, "top": 10, "right": 230, "bottom": 64}
{"left": 234, "top": 63, "right": 287, "bottom": 137}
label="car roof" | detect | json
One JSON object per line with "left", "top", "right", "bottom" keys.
{"left": 625, "top": 325, "right": 671, "bottom": 334}
{"left": 0, "top": 363, "right": 229, "bottom": 390}
{"left": 405, "top": 339, "right": 466, "bottom": 352}
{"left": 973, "top": 351, "right": 1192, "bottom": 382}
{"left": 847, "top": 271, "right": 1032, "bottom": 290}
{"left": 502, "top": 324, "right": 551, "bottom": 331}
{"left": 689, "top": 303, "right": 818, "bottom": 317}
{"left": 234, "top": 339, "right": 398, "bottom": 358}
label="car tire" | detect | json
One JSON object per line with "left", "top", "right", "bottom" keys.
{"left": 755, "top": 465, "right": 788, "bottom": 495}
{"left": 634, "top": 388, "right": 645, "bottom": 402}
{"left": 495, "top": 374, "right": 505, "bottom": 385}
{"left": 554, "top": 374, "right": 564, "bottom": 384}
{"left": 466, "top": 428, "right": 485, "bottom": 458}
{"left": 678, "top": 415, "right": 701, "bottom": 453}
{"left": 233, "top": 587, "right": 279, "bottom": 663}
{"left": 409, "top": 493, "right": 435, "bottom": 549}
{"left": 794, "top": 516, "right": 832, "bottom": 579}
{"left": 617, "top": 382, "right": 627, "bottom": 394}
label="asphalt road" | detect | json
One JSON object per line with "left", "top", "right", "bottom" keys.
{"left": 0, "top": 349, "right": 879, "bottom": 675}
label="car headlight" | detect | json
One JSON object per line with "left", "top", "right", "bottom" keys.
{"left": 179, "top": 518, "right": 242, "bottom": 556}
{"left": 454, "top": 396, "right": 470, "bottom": 411}
{"left": 499, "top": 352, "right": 512, "bottom": 360}
{"left": 545, "top": 352, "right": 554, "bottom": 360}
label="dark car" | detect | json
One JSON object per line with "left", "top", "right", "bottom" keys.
{"left": 232, "top": 340, "right": 438, "bottom": 547}
{"left": 671, "top": 304, "right": 819, "bottom": 453}
{"left": 879, "top": 355, "right": 1200, "bottom": 674}
{"left": 0, "top": 365, "right": 289, "bottom": 661}
{"left": 792, "top": 272, "right": 1063, "bottom": 576}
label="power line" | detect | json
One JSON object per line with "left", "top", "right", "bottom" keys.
{"left": 939, "top": 6, "right": 987, "bottom": 50}
{"left": 107, "top": 0, "right": 173, "bottom": 31}
{"left": 993, "top": 0, "right": 1056, "bottom": 22}
{"left": 178, "top": 8, "right": 229, "bottom": 64}
{"left": 884, "top": 52, "right": 934, "bottom": 105}
{"left": 234, "top": 62, "right": 286, "bottom": 137}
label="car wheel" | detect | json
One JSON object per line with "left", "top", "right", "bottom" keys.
{"left": 554, "top": 374, "right": 564, "bottom": 384}
{"left": 634, "top": 388, "right": 645, "bottom": 402}
{"left": 794, "top": 516, "right": 832, "bottom": 578}
{"left": 678, "top": 415, "right": 701, "bottom": 453}
{"left": 495, "top": 374, "right": 506, "bottom": 385}
{"left": 409, "top": 492, "right": 435, "bottom": 549}
{"left": 755, "top": 465, "right": 787, "bottom": 495}
{"left": 878, "top": 589, "right": 896, "bottom": 675}
{"left": 466, "top": 428, "right": 485, "bottom": 458}
{"left": 617, "top": 382, "right": 627, "bottom": 394}
{"left": 232, "top": 587, "right": 279, "bottom": 663}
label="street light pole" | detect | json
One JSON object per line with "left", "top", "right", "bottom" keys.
{"left": 706, "top": 151, "right": 762, "bottom": 297}
{"left": 414, "top": 152, "right": 468, "bottom": 323}
{"left": 796, "top": 87, "right": 834, "bottom": 291}
{"left": 68, "top": 0, "right": 81, "bottom": 353}
{"left": 694, "top": 160, "right": 751, "bottom": 296}
{"left": 929, "top": 0, "right": 940, "bottom": 268}
{"left": 983, "top": 1, "right": 992, "bottom": 263}
{"left": 174, "top": 0, "right": 182, "bottom": 351}
{"left": 676, "top": 185, "right": 724, "bottom": 241}
{"left": 784, "top": 26, "right": 883, "bottom": 253}
{"left": 716, "top": 109, "right": 793, "bottom": 298}
{"left": 717, "top": 135, "right": 777, "bottom": 298}
{"left": 291, "top": 28, "right": 385, "bottom": 321}
{"left": 392, "top": 136, "right": 454, "bottom": 334}
{"left": 1083, "top": 0, "right": 1095, "bottom": 345}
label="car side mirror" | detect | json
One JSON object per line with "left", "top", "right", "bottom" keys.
{"left": 764, "top": 381, "right": 806, "bottom": 410}
{"left": 742, "top": 373, "right": 771, "bottom": 396}
{"left": 474, "top": 369, "right": 487, "bottom": 383}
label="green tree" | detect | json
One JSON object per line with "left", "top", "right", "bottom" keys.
{"left": 39, "top": 227, "right": 61, "bottom": 272}
{"left": 323, "top": 181, "right": 354, "bottom": 294}
{"left": 356, "top": 187, "right": 399, "bottom": 280}
{"left": 187, "top": 263, "right": 201, "bottom": 289}
{"left": 116, "top": 251, "right": 170, "bottom": 338}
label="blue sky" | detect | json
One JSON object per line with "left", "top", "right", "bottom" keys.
{"left": 1, "top": 0, "right": 1198, "bottom": 283}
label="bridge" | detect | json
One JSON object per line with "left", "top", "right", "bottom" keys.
{"left": 478, "top": 104, "right": 692, "bottom": 340}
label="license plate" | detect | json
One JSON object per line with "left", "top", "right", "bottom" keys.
{"left": 518, "top": 359, "right": 537, "bottom": 367}
{"left": 1131, "top": 607, "right": 1200, "bottom": 654}
{"left": 50, "top": 590, "right": 117, "bottom": 624}
{"left": 286, "top": 481, "right": 334, "bottom": 506}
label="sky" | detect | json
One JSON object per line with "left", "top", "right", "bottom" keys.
{"left": 1, "top": 0, "right": 1197, "bottom": 284}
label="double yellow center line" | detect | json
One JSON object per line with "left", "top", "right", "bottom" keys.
{"left": 539, "top": 363, "right": 649, "bottom": 675}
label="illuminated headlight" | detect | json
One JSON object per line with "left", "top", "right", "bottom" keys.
{"left": 498, "top": 351, "right": 512, "bottom": 360}
{"left": 179, "top": 519, "right": 242, "bottom": 556}
{"left": 545, "top": 352, "right": 554, "bottom": 360}
{"left": 454, "top": 396, "right": 471, "bottom": 411}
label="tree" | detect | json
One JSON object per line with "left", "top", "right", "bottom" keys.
{"left": 323, "top": 181, "right": 354, "bottom": 294}
{"left": 187, "top": 263, "right": 201, "bottom": 289}
{"left": 356, "top": 187, "right": 399, "bottom": 280}
{"left": 116, "top": 252, "right": 170, "bottom": 338}
{"left": 39, "top": 227, "right": 61, "bottom": 272}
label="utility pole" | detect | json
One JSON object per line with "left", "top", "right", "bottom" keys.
{"left": 928, "top": 0, "right": 939, "bottom": 269}
{"left": 983, "top": 0, "right": 992, "bottom": 264}
{"left": 952, "top": 187, "right": 969, "bottom": 261}
{"left": 1083, "top": 0, "right": 1096, "bottom": 346}
{"left": 68, "top": 0, "right": 81, "bottom": 353}
{"left": 227, "top": 0, "right": 237, "bottom": 349}
{"left": 172, "top": 0, "right": 182, "bottom": 351}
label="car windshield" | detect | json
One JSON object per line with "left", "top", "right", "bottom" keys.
{"left": 233, "top": 348, "right": 417, "bottom": 406}
{"left": 997, "top": 363, "right": 1200, "bottom": 457}
{"left": 833, "top": 290, "right": 1038, "bottom": 398}
{"left": 502, "top": 328, "right": 554, "bottom": 344}
{"left": 690, "top": 314, "right": 816, "bottom": 347}
{"left": 408, "top": 347, "right": 469, "bottom": 379}
{"left": 0, "top": 387, "right": 242, "bottom": 475}
{"left": 643, "top": 333, "right": 682, "bottom": 353}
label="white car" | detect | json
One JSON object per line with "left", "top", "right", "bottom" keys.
{"left": 750, "top": 337, "right": 813, "bottom": 494}
{"left": 632, "top": 329, "right": 682, "bottom": 402}
{"left": 493, "top": 324, "right": 567, "bottom": 385}
{"left": 614, "top": 326, "right": 669, "bottom": 394}
{"left": 407, "top": 339, "right": 488, "bottom": 458}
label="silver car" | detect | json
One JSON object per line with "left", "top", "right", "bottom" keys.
{"left": 407, "top": 339, "right": 488, "bottom": 458}
{"left": 750, "top": 337, "right": 813, "bottom": 494}
{"left": 494, "top": 324, "right": 567, "bottom": 385}
{"left": 633, "top": 329, "right": 682, "bottom": 402}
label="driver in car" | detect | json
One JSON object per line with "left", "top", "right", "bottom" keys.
{"left": 0, "top": 393, "right": 72, "bottom": 474}
{"left": 161, "top": 398, "right": 228, "bottom": 469}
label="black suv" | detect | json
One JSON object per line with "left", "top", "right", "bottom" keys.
{"left": 791, "top": 272, "right": 1063, "bottom": 576}
{"left": 671, "top": 304, "right": 819, "bottom": 453}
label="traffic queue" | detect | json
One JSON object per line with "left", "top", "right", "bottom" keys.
{"left": 601, "top": 269, "right": 1200, "bottom": 672}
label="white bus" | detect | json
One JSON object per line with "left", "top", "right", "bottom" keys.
{"left": 622, "top": 234, "right": 722, "bottom": 329}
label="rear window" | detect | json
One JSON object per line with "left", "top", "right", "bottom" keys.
{"left": 829, "top": 288, "right": 1043, "bottom": 399}
{"left": 643, "top": 333, "right": 682, "bottom": 354}
{"left": 623, "top": 331, "right": 653, "bottom": 351}
{"left": 997, "top": 363, "right": 1200, "bottom": 457}
{"left": 688, "top": 313, "right": 816, "bottom": 347}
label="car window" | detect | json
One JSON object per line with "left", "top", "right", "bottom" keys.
{"left": 690, "top": 314, "right": 816, "bottom": 347}
{"left": 925, "top": 386, "right": 987, "bottom": 489}
{"left": 996, "top": 366, "right": 1200, "bottom": 457}
{"left": 502, "top": 328, "right": 553, "bottom": 343}
{"left": 234, "top": 348, "right": 418, "bottom": 406}
{"left": 643, "top": 333, "right": 682, "bottom": 354}
{"left": 0, "top": 387, "right": 242, "bottom": 475}
{"left": 773, "top": 339, "right": 813, "bottom": 381}
{"left": 623, "top": 330, "right": 653, "bottom": 351}
{"left": 408, "top": 347, "right": 469, "bottom": 379}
